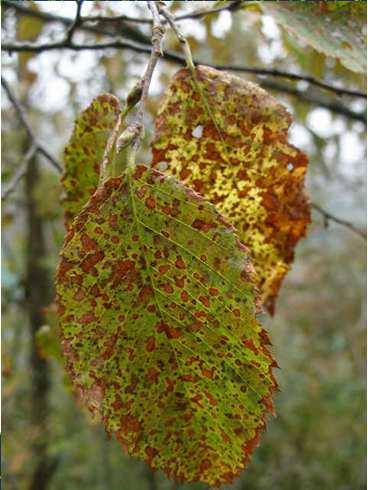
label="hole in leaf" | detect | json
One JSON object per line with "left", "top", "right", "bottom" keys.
{"left": 156, "top": 161, "right": 168, "bottom": 172}
{"left": 192, "top": 125, "right": 204, "bottom": 139}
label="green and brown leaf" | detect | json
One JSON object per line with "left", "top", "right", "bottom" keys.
{"left": 56, "top": 164, "right": 277, "bottom": 486}
{"left": 262, "top": 1, "right": 366, "bottom": 73}
{"left": 61, "top": 94, "right": 121, "bottom": 228}
{"left": 152, "top": 66, "right": 310, "bottom": 314}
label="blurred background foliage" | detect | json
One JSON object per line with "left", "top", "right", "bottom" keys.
{"left": 2, "top": 1, "right": 366, "bottom": 490}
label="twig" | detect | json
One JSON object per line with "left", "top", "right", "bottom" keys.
{"left": 2, "top": 145, "right": 37, "bottom": 200}
{"left": 158, "top": 2, "right": 194, "bottom": 70}
{"left": 311, "top": 203, "right": 366, "bottom": 240}
{"left": 140, "top": 2, "right": 165, "bottom": 105}
{"left": 3, "top": 38, "right": 364, "bottom": 99}
{"left": 213, "top": 66, "right": 366, "bottom": 100}
{"left": 1, "top": 77, "right": 62, "bottom": 173}
{"left": 131, "top": 1, "right": 165, "bottom": 151}
{"left": 2, "top": 0, "right": 151, "bottom": 45}
{"left": 173, "top": 0, "right": 243, "bottom": 22}
{"left": 65, "top": 0, "right": 83, "bottom": 43}
{"left": 76, "top": 0, "right": 242, "bottom": 24}
{"left": 261, "top": 80, "right": 366, "bottom": 124}
{"left": 112, "top": 1, "right": 166, "bottom": 167}
{"left": 2, "top": 2, "right": 365, "bottom": 100}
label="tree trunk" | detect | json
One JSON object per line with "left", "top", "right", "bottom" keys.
{"left": 25, "top": 153, "right": 57, "bottom": 490}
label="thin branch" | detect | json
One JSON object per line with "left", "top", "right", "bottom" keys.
{"left": 311, "top": 203, "right": 366, "bottom": 240}
{"left": 2, "top": 2, "right": 365, "bottom": 100}
{"left": 2, "top": 0, "right": 151, "bottom": 45}
{"left": 65, "top": 0, "right": 83, "bottom": 43}
{"left": 261, "top": 80, "right": 366, "bottom": 124}
{"left": 2, "top": 38, "right": 152, "bottom": 54}
{"left": 3, "top": 39, "right": 363, "bottom": 123}
{"left": 173, "top": 0, "right": 243, "bottom": 22}
{"left": 2, "top": 145, "right": 37, "bottom": 200}
{"left": 131, "top": 1, "right": 165, "bottom": 151}
{"left": 77, "top": 0, "right": 242, "bottom": 24}
{"left": 212, "top": 65, "right": 366, "bottom": 100}
{"left": 113, "top": 2, "right": 166, "bottom": 161}
{"left": 158, "top": 2, "right": 195, "bottom": 70}
{"left": 1, "top": 77, "right": 62, "bottom": 173}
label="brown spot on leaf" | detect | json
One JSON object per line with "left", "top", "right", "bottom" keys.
{"left": 79, "top": 312, "right": 96, "bottom": 324}
{"left": 145, "top": 446, "right": 158, "bottom": 465}
{"left": 175, "top": 256, "right": 186, "bottom": 269}
{"left": 120, "top": 414, "right": 141, "bottom": 434}
{"left": 199, "top": 296, "right": 210, "bottom": 308}
{"left": 133, "top": 165, "right": 147, "bottom": 180}
{"left": 159, "top": 265, "right": 170, "bottom": 274}
{"left": 145, "top": 196, "right": 156, "bottom": 209}
{"left": 180, "top": 291, "right": 189, "bottom": 302}
{"left": 138, "top": 285, "right": 153, "bottom": 302}
{"left": 146, "top": 336, "right": 156, "bottom": 352}
{"left": 147, "top": 367, "right": 160, "bottom": 384}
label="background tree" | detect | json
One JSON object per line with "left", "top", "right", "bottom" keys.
{"left": 2, "top": 2, "right": 366, "bottom": 490}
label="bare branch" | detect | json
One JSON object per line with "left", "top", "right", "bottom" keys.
{"left": 131, "top": 2, "right": 165, "bottom": 151}
{"left": 2, "top": 1, "right": 365, "bottom": 100}
{"left": 65, "top": 0, "right": 84, "bottom": 43}
{"left": 173, "top": 0, "right": 243, "bottom": 22}
{"left": 2, "top": 0, "right": 151, "bottom": 44}
{"left": 261, "top": 80, "right": 366, "bottom": 124}
{"left": 1, "top": 77, "right": 62, "bottom": 173}
{"left": 74, "top": 0, "right": 242, "bottom": 24}
{"left": 2, "top": 145, "right": 37, "bottom": 200}
{"left": 158, "top": 2, "right": 195, "bottom": 70}
{"left": 142, "top": 2, "right": 165, "bottom": 103}
{"left": 213, "top": 66, "right": 366, "bottom": 100}
{"left": 111, "top": 1, "right": 166, "bottom": 163}
{"left": 2, "top": 38, "right": 151, "bottom": 54}
{"left": 3, "top": 39, "right": 363, "bottom": 123}
{"left": 311, "top": 203, "right": 366, "bottom": 240}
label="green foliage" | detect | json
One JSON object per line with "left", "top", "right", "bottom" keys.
{"left": 61, "top": 94, "right": 121, "bottom": 228}
{"left": 152, "top": 66, "right": 310, "bottom": 314}
{"left": 56, "top": 163, "right": 277, "bottom": 486}
{"left": 262, "top": 1, "right": 367, "bottom": 73}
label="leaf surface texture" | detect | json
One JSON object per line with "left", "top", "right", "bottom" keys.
{"left": 262, "top": 1, "right": 366, "bottom": 73}
{"left": 61, "top": 94, "right": 121, "bottom": 228}
{"left": 56, "top": 165, "right": 277, "bottom": 486}
{"left": 152, "top": 66, "right": 310, "bottom": 313}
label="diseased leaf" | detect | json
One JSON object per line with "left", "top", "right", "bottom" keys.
{"left": 152, "top": 66, "right": 310, "bottom": 314}
{"left": 261, "top": 1, "right": 366, "bottom": 73}
{"left": 61, "top": 94, "right": 121, "bottom": 228}
{"left": 56, "top": 164, "right": 277, "bottom": 486}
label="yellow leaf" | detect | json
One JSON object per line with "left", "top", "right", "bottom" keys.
{"left": 152, "top": 66, "right": 310, "bottom": 313}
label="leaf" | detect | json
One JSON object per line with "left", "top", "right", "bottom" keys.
{"left": 61, "top": 94, "right": 121, "bottom": 228}
{"left": 56, "top": 164, "right": 277, "bottom": 486}
{"left": 152, "top": 66, "right": 310, "bottom": 314}
{"left": 261, "top": 1, "right": 366, "bottom": 74}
